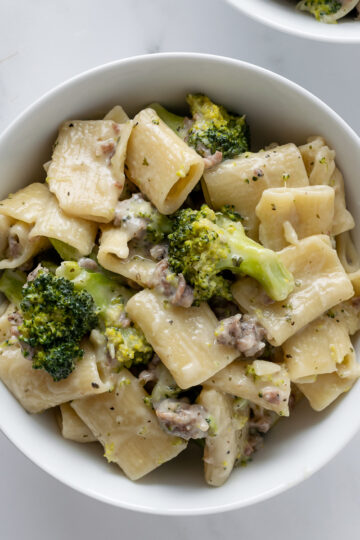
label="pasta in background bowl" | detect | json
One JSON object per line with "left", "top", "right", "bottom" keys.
{"left": 226, "top": 0, "right": 360, "bottom": 42}
{"left": 0, "top": 53, "right": 360, "bottom": 514}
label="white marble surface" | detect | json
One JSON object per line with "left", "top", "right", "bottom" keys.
{"left": 0, "top": 0, "right": 360, "bottom": 537}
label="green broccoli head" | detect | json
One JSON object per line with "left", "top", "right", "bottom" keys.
{"left": 142, "top": 206, "right": 172, "bottom": 245}
{"left": 297, "top": 0, "right": 342, "bottom": 21}
{"left": 186, "top": 94, "right": 250, "bottom": 160}
{"left": 57, "top": 261, "right": 153, "bottom": 369}
{"left": 105, "top": 325, "right": 153, "bottom": 369}
{"left": 103, "top": 296, "right": 153, "bottom": 369}
{"left": 18, "top": 270, "right": 98, "bottom": 381}
{"left": 149, "top": 95, "right": 250, "bottom": 162}
{"left": 167, "top": 204, "right": 294, "bottom": 304}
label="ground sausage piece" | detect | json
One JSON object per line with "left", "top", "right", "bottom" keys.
{"left": 154, "top": 398, "right": 210, "bottom": 440}
{"left": 215, "top": 313, "right": 266, "bottom": 357}
{"left": 249, "top": 404, "right": 278, "bottom": 434}
{"left": 27, "top": 264, "right": 48, "bottom": 282}
{"left": 243, "top": 432, "right": 263, "bottom": 457}
{"left": 261, "top": 386, "right": 282, "bottom": 405}
{"left": 152, "top": 259, "right": 194, "bottom": 308}
{"left": 8, "top": 311, "right": 36, "bottom": 359}
{"left": 203, "top": 150, "right": 223, "bottom": 169}
{"left": 95, "top": 138, "right": 116, "bottom": 161}
{"left": 138, "top": 355, "right": 161, "bottom": 385}
{"left": 149, "top": 243, "right": 168, "bottom": 261}
{"left": 78, "top": 258, "right": 100, "bottom": 272}
{"left": 8, "top": 311, "right": 23, "bottom": 338}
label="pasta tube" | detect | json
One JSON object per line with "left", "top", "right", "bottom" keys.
{"left": 232, "top": 235, "right": 354, "bottom": 346}
{"left": 71, "top": 369, "right": 187, "bottom": 481}
{"left": 296, "top": 356, "right": 360, "bottom": 412}
{"left": 0, "top": 342, "right": 110, "bottom": 413}
{"left": 205, "top": 359, "right": 291, "bottom": 416}
{"left": 47, "top": 120, "right": 132, "bottom": 222}
{"left": 203, "top": 143, "right": 309, "bottom": 239}
{"left": 56, "top": 403, "right": 97, "bottom": 443}
{"left": 299, "top": 137, "right": 354, "bottom": 235}
{"left": 256, "top": 186, "right": 335, "bottom": 251}
{"left": 98, "top": 226, "right": 156, "bottom": 287}
{"left": 29, "top": 192, "right": 98, "bottom": 256}
{"left": 283, "top": 316, "right": 354, "bottom": 382}
{"left": 126, "top": 289, "right": 238, "bottom": 389}
{"left": 125, "top": 108, "right": 204, "bottom": 214}
{"left": 198, "top": 388, "right": 246, "bottom": 487}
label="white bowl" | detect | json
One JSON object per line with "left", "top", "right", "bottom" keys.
{"left": 226, "top": 0, "right": 360, "bottom": 42}
{"left": 1, "top": 53, "right": 360, "bottom": 515}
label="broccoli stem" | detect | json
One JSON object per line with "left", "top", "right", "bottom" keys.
{"left": 56, "top": 262, "right": 132, "bottom": 312}
{"left": 50, "top": 239, "right": 82, "bottom": 261}
{"left": 0, "top": 269, "right": 27, "bottom": 306}
{"left": 214, "top": 219, "right": 294, "bottom": 302}
{"left": 148, "top": 103, "right": 185, "bottom": 134}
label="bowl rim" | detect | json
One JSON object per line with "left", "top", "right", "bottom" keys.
{"left": 1, "top": 52, "right": 360, "bottom": 515}
{"left": 225, "top": 0, "right": 360, "bottom": 43}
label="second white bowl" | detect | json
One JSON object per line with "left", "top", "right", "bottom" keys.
{"left": 226, "top": 0, "right": 360, "bottom": 43}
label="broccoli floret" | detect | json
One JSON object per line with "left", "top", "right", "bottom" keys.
{"left": 57, "top": 261, "right": 153, "bottom": 369}
{"left": 186, "top": 94, "right": 249, "bottom": 160}
{"left": 149, "top": 95, "right": 250, "bottom": 161}
{"left": 297, "top": 0, "right": 342, "bottom": 21}
{"left": 167, "top": 204, "right": 294, "bottom": 304}
{"left": 0, "top": 269, "right": 27, "bottom": 306}
{"left": 18, "top": 270, "right": 98, "bottom": 381}
{"left": 105, "top": 326, "right": 153, "bottom": 369}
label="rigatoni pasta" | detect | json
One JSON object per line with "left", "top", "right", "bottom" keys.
{"left": 56, "top": 402, "right": 97, "bottom": 443}
{"left": 232, "top": 235, "right": 354, "bottom": 346}
{"left": 296, "top": 355, "right": 360, "bottom": 412}
{"left": 125, "top": 108, "right": 204, "bottom": 214}
{"left": 0, "top": 183, "right": 97, "bottom": 257}
{"left": 126, "top": 289, "right": 238, "bottom": 389}
{"left": 299, "top": 137, "right": 354, "bottom": 235}
{"left": 204, "top": 359, "right": 291, "bottom": 416}
{"left": 98, "top": 226, "right": 156, "bottom": 287}
{"left": 29, "top": 192, "right": 98, "bottom": 256}
{"left": 197, "top": 388, "right": 242, "bottom": 487}
{"left": 71, "top": 369, "right": 187, "bottom": 480}
{"left": 283, "top": 316, "right": 354, "bottom": 382}
{"left": 256, "top": 186, "right": 335, "bottom": 251}
{"left": 47, "top": 119, "right": 132, "bottom": 222}
{"left": 0, "top": 342, "right": 110, "bottom": 413}
{"left": 0, "top": 219, "right": 49, "bottom": 270}
{"left": 203, "top": 143, "right": 309, "bottom": 238}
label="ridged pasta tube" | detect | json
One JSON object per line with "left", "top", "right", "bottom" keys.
{"left": 232, "top": 235, "right": 354, "bottom": 346}
{"left": 71, "top": 369, "right": 187, "bottom": 480}
{"left": 203, "top": 143, "right": 309, "bottom": 239}
{"left": 126, "top": 289, "right": 238, "bottom": 389}
{"left": 0, "top": 342, "right": 110, "bottom": 413}
{"left": 125, "top": 108, "right": 204, "bottom": 214}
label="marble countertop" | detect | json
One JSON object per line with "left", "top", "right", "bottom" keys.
{"left": 0, "top": 0, "right": 359, "bottom": 538}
